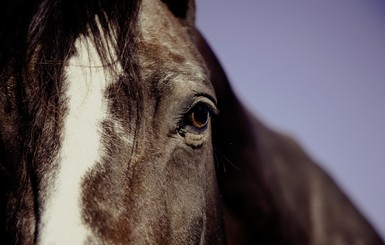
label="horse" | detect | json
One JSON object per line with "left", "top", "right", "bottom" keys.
{"left": 0, "top": 0, "right": 383, "bottom": 244}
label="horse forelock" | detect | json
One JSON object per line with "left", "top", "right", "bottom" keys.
{"left": 0, "top": 0, "right": 143, "bottom": 140}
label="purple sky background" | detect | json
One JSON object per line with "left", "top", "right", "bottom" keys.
{"left": 196, "top": 0, "right": 385, "bottom": 239}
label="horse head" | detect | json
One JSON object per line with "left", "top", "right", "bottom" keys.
{"left": 0, "top": 0, "right": 383, "bottom": 244}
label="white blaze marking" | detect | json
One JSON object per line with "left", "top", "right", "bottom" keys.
{"left": 38, "top": 34, "right": 119, "bottom": 244}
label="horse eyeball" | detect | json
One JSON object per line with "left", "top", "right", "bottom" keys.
{"left": 189, "top": 104, "right": 210, "bottom": 129}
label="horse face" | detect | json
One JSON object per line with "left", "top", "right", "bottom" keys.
{"left": 2, "top": 0, "right": 384, "bottom": 244}
{"left": 31, "top": 0, "right": 223, "bottom": 244}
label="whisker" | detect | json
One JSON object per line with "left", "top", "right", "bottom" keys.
{"left": 213, "top": 147, "right": 241, "bottom": 172}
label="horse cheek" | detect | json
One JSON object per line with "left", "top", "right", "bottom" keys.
{"left": 166, "top": 143, "right": 224, "bottom": 244}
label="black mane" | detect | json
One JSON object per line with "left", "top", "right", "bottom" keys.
{"left": 0, "top": 0, "right": 141, "bottom": 73}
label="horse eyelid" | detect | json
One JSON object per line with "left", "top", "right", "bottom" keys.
{"left": 174, "top": 103, "right": 213, "bottom": 135}
{"left": 191, "top": 95, "right": 219, "bottom": 116}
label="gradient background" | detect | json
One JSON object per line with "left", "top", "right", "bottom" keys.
{"left": 195, "top": 0, "right": 385, "bottom": 240}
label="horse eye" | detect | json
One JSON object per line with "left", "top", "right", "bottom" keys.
{"left": 188, "top": 104, "right": 211, "bottom": 130}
